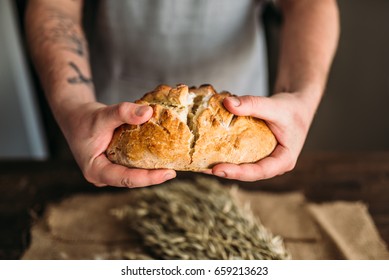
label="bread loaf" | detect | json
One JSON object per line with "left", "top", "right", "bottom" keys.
{"left": 106, "top": 84, "right": 277, "bottom": 171}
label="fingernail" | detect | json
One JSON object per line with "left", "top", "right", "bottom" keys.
{"left": 214, "top": 171, "right": 227, "bottom": 178}
{"left": 228, "top": 96, "right": 241, "bottom": 107}
{"left": 164, "top": 172, "right": 176, "bottom": 180}
{"left": 135, "top": 105, "right": 150, "bottom": 117}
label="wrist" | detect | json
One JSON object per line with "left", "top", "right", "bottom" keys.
{"left": 48, "top": 84, "right": 96, "bottom": 112}
{"left": 49, "top": 91, "right": 102, "bottom": 138}
{"left": 275, "top": 81, "right": 324, "bottom": 116}
{"left": 295, "top": 86, "right": 323, "bottom": 110}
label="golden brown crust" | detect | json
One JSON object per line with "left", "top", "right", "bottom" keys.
{"left": 106, "top": 103, "right": 193, "bottom": 169}
{"left": 106, "top": 84, "right": 277, "bottom": 171}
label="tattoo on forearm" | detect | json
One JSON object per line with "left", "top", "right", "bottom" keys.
{"left": 50, "top": 15, "right": 86, "bottom": 57}
{"left": 67, "top": 62, "right": 93, "bottom": 86}
{"left": 35, "top": 9, "right": 87, "bottom": 57}
{"left": 62, "top": 32, "right": 85, "bottom": 56}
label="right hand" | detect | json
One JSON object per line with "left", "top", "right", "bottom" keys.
{"left": 60, "top": 101, "right": 177, "bottom": 187}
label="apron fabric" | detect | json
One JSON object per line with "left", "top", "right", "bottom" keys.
{"left": 88, "top": 0, "right": 268, "bottom": 104}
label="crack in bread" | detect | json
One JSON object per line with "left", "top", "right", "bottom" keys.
{"left": 106, "top": 84, "right": 277, "bottom": 171}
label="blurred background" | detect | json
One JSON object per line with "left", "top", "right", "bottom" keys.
{"left": 305, "top": 0, "right": 389, "bottom": 152}
{"left": 1, "top": 0, "right": 389, "bottom": 260}
{"left": 0, "top": 0, "right": 388, "bottom": 160}
{"left": 0, "top": 0, "right": 48, "bottom": 159}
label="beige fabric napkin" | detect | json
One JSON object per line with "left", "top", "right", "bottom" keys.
{"left": 23, "top": 184, "right": 389, "bottom": 260}
{"left": 234, "top": 190, "right": 389, "bottom": 260}
{"left": 233, "top": 190, "right": 341, "bottom": 259}
{"left": 307, "top": 202, "right": 389, "bottom": 260}
{"left": 22, "top": 192, "right": 150, "bottom": 260}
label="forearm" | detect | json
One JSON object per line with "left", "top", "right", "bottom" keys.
{"left": 25, "top": 0, "right": 96, "bottom": 127}
{"left": 217, "top": 0, "right": 339, "bottom": 180}
{"left": 275, "top": 0, "right": 340, "bottom": 111}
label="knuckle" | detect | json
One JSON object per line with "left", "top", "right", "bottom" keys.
{"left": 253, "top": 164, "right": 270, "bottom": 180}
{"left": 247, "top": 175, "right": 261, "bottom": 182}
{"left": 83, "top": 169, "right": 94, "bottom": 183}
{"left": 246, "top": 96, "right": 260, "bottom": 110}
{"left": 258, "top": 171, "right": 269, "bottom": 181}
{"left": 121, "top": 177, "right": 135, "bottom": 188}
{"left": 233, "top": 166, "right": 259, "bottom": 182}
{"left": 83, "top": 171, "right": 102, "bottom": 187}
{"left": 117, "top": 102, "right": 131, "bottom": 119}
{"left": 82, "top": 160, "right": 106, "bottom": 187}
{"left": 285, "top": 158, "right": 297, "bottom": 172}
{"left": 94, "top": 182, "right": 108, "bottom": 187}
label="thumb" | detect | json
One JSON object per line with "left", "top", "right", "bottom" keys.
{"left": 102, "top": 102, "right": 153, "bottom": 129}
{"left": 223, "top": 95, "right": 276, "bottom": 122}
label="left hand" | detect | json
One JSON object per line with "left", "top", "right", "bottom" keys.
{"left": 210, "top": 92, "right": 317, "bottom": 181}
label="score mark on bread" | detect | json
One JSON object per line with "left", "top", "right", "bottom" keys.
{"left": 106, "top": 84, "right": 277, "bottom": 171}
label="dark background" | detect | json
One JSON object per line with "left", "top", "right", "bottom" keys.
{"left": 304, "top": 0, "right": 389, "bottom": 152}
{"left": 1, "top": 0, "right": 389, "bottom": 259}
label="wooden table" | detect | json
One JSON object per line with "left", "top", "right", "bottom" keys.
{"left": 1, "top": 151, "right": 388, "bottom": 259}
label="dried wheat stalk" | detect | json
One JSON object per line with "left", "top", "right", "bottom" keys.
{"left": 112, "top": 177, "right": 290, "bottom": 260}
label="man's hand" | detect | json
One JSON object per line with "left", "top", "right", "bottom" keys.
{"left": 211, "top": 93, "right": 315, "bottom": 181}
{"left": 211, "top": 0, "right": 340, "bottom": 181}
{"left": 63, "top": 101, "right": 177, "bottom": 187}
{"left": 26, "top": 0, "right": 176, "bottom": 188}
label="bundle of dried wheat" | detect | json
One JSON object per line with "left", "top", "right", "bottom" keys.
{"left": 112, "top": 177, "right": 290, "bottom": 260}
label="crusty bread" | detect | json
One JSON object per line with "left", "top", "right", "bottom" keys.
{"left": 106, "top": 84, "right": 277, "bottom": 171}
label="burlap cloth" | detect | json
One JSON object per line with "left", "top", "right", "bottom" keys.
{"left": 22, "top": 179, "right": 389, "bottom": 260}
